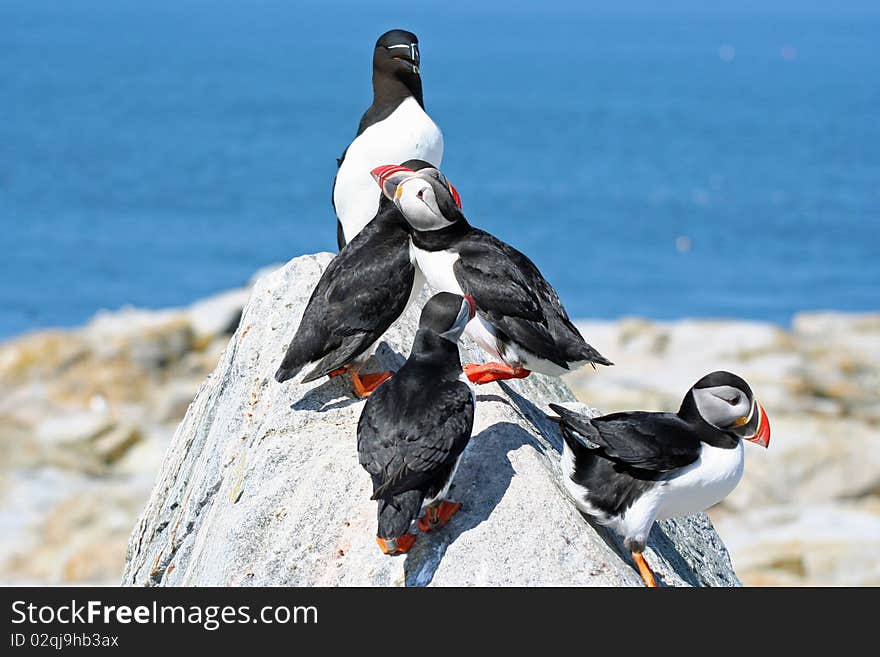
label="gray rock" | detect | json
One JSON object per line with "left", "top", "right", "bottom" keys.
{"left": 122, "top": 253, "right": 740, "bottom": 587}
{"left": 186, "top": 289, "right": 249, "bottom": 341}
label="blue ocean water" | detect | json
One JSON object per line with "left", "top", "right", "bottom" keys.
{"left": 1, "top": 0, "right": 878, "bottom": 338}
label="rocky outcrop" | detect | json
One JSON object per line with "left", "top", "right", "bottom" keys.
{"left": 121, "top": 253, "right": 739, "bottom": 587}
{"left": 6, "top": 254, "right": 873, "bottom": 586}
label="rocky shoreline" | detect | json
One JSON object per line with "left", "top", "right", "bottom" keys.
{"left": 1, "top": 263, "right": 876, "bottom": 585}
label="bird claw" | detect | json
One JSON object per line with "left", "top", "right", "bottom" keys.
{"left": 351, "top": 371, "right": 394, "bottom": 398}
{"left": 463, "top": 362, "right": 530, "bottom": 384}
{"left": 417, "top": 501, "right": 461, "bottom": 533}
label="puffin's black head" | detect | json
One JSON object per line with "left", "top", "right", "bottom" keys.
{"left": 685, "top": 371, "right": 771, "bottom": 447}
{"left": 418, "top": 292, "right": 476, "bottom": 344}
{"left": 370, "top": 163, "right": 464, "bottom": 231}
{"left": 373, "top": 29, "right": 421, "bottom": 90}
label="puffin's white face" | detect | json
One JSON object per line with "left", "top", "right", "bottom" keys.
{"left": 394, "top": 177, "right": 455, "bottom": 231}
{"left": 692, "top": 384, "right": 753, "bottom": 430}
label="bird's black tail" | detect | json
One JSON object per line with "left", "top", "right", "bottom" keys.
{"left": 376, "top": 489, "right": 424, "bottom": 540}
{"left": 549, "top": 403, "right": 602, "bottom": 450}
{"left": 274, "top": 346, "right": 307, "bottom": 383}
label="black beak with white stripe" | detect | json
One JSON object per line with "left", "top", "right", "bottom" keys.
{"left": 375, "top": 30, "right": 421, "bottom": 78}
{"left": 357, "top": 293, "right": 477, "bottom": 555}
{"left": 550, "top": 370, "right": 770, "bottom": 587}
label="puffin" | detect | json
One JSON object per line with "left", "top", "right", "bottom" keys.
{"left": 549, "top": 370, "right": 771, "bottom": 587}
{"left": 333, "top": 29, "right": 444, "bottom": 248}
{"left": 371, "top": 164, "right": 612, "bottom": 384}
{"left": 274, "top": 160, "right": 460, "bottom": 398}
{"left": 357, "top": 292, "right": 476, "bottom": 555}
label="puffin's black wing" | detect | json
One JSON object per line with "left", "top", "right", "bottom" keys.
{"left": 454, "top": 230, "right": 611, "bottom": 368}
{"left": 358, "top": 376, "right": 474, "bottom": 501}
{"left": 275, "top": 217, "right": 414, "bottom": 383}
{"left": 549, "top": 404, "right": 701, "bottom": 472}
{"left": 453, "top": 231, "right": 544, "bottom": 321}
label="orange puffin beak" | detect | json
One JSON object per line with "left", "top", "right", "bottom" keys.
{"left": 370, "top": 164, "right": 416, "bottom": 201}
{"left": 744, "top": 402, "right": 771, "bottom": 448}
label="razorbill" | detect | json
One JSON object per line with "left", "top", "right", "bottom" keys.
{"left": 332, "top": 29, "right": 444, "bottom": 248}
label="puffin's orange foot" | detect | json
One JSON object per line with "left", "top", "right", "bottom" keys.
{"left": 328, "top": 367, "right": 348, "bottom": 378}
{"left": 632, "top": 551, "right": 657, "bottom": 588}
{"left": 417, "top": 501, "right": 462, "bottom": 533}
{"left": 376, "top": 533, "right": 416, "bottom": 555}
{"left": 351, "top": 371, "right": 394, "bottom": 398}
{"left": 463, "top": 362, "right": 531, "bottom": 384}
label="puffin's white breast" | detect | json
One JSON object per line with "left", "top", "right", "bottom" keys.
{"left": 410, "top": 243, "right": 463, "bottom": 295}
{"left": 655, "top": 440, "right": 744, "bottom": 521}
{"left": 334, "top": 97, "right": 444, "bottom": 242}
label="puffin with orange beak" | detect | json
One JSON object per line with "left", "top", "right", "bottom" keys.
{"left": 276, "top": 159, "right": 460, "bottom": 398}
{"left": 549, "top": 371, "right": 770, "bottom": 587}
{"left": 371, "top": 163, "right": 611, "bottom": 385}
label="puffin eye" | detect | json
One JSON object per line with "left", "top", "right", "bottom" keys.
{"left": 727, "top": 395, "right": 741, "bottom": 406}
{"left": 416, "top": 189, "right": 425, "bottom": 200}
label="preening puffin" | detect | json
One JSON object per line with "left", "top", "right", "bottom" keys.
{"left": 357, "top": 292, "right": 476, "bottom": 555}
{"left": 549, "top": 371, "right": 771, "bottom": 587}
{"left": 333, "top": 29, "right": 444, "bottom": 248}
{"left": 371, "top": 164, "right": 612, "bottom": 385}
{"left": 274, "top": 160, "right": 459, "bottom": 398}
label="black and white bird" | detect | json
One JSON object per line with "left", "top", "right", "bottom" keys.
{"left": 371, "top": 164, "right": 612, "bottom": 385}
{"left": 333, "top": 29, "right": 444, "bottom": 248}
{"left": 358, "top": 292, "right": 476, "bottom": 555}
{"left": 275, "top": 160, "right": 459, "bottom": 398}
{"left": 549, "top": 371, "right": 771, "bottom": 587}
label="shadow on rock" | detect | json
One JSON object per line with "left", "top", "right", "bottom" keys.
{"left": 648, "top": 523, "right": 700, "bottom": 587}
{"left": 289, "top": 376, "right": 360, "bottom": 413}
{"left": 289, "top": 345, "right": 406, "bottom": 413}
{"left": 499, "top": 381, "right": 564, "bottom": 455}
{"left": 402, "top": 421, "right": 535, "bottom": 586}
{"left": 372, "top": 341, "right": 407, "bottom": 371}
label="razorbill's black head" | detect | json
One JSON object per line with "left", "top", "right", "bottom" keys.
{"left": 373, "top": 29, "right": 422, "bottom": 102}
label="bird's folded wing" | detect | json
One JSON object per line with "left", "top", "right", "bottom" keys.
{"left": 453, "top": 236, "right": 545, "bottom": 322}
{"left": 323, "top": 245, "right": 415, "bottom": 332}
{"left": 359, "top": 383, "right": 475, "bottom": 500}
{"left": 550, "top": 404, "right": 701, "bottom": 472}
